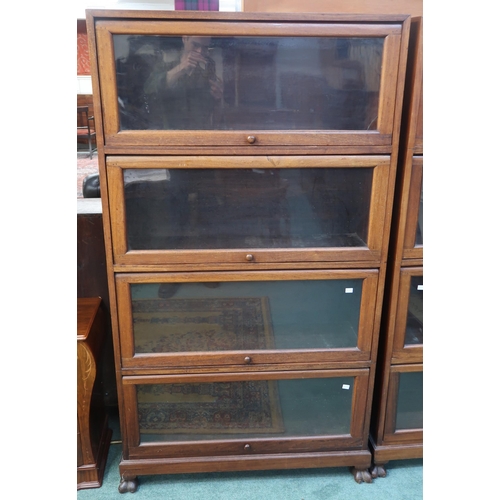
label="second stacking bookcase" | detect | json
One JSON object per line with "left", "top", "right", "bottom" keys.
{"left": 369, "top": 16, "right": 423, "bottom": 477}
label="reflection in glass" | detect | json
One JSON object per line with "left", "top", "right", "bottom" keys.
{"left": 404, "top": 276, "right": 423, "bottom": 345}
{"left": 395, "top": 371, "right": 423, "bottom": 431}
{"left": 124, "top": 167, "right": 372, "bottom": 250}
{"left": 137, "top": 377, "right": 354, "bottom": 442}
{"left": 114, "top": 35, "right": 383, "bottom": 131}
{"left": 130, "top": 279, "right": 362, "bottom": 353}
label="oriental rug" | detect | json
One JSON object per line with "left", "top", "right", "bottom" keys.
{"left": 133, "top": 297, "right": 275, "bottom": 353}
{"left": 137, "top": 379, "right": 284, "bottom": 434}
{"left": 133, "top": 296, "right": 284, "bottom": 434}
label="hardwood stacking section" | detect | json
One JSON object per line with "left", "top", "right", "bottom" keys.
{"left": 86, "top": 9, "right": 411, "bottom": 491}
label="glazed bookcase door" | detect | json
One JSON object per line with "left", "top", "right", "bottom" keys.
{"left": 106, "top": 155, "right": 392, "bottom": 267}
{"left": 94, "top": 17, "right": 407, "bottom": 149}
{"left": 381, "top": 364, "right": 422, "bottom": 445}
{"left": 115, "top": 270, "right": 379, "bottom": 369}
{"left": 120, "top": 369, "right": 370, "bottom": 459}
{"left": 402, "top": 157, "right": 423, "bottom": 260}
{"left": 391, "top": 267, "right": 423, "bottom": 364}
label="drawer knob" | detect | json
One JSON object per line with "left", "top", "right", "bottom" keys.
{"left": 246, "top": 254, "right": 254, "bottom": 261}
{"left": 247, "top": 135, "right": 256, "bottom": 144}
{"left": 244, "top": 444, "right": 251, "bottom": 451}
{"left": 244, "top": 356, "right": 252, "bottom": 364}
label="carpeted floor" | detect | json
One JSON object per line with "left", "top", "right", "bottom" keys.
{"left": 80, "top": 452, "right": 423, "bottom": 500}
{"left": 77, "top": 410, "right": 423, "bottom": 500}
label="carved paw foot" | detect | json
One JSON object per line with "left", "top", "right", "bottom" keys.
{"left": 118, "top": 476, "right": 138, "bottom": 493}
{"left": 370, "top": 464, "right": 387, "bottom": 478}
{"left": 351, "top": 467, "right": 373, "bottom": 484}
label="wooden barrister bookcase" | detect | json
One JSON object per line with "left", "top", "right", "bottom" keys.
{"left": 369, "top": 16, "right": 423, "bottom": 477}
{"left": 86, "top": 8, "right": 410, "bottom": 491}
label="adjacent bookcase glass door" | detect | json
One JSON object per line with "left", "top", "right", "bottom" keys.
{"left": 404, "top": 275, "right": 423, "bottom": 346}
{"left": 413, "top": 180, "right": 423, "bottom": 247}
{"left": 395, "top": 371, "right": 423, "bottom": 431}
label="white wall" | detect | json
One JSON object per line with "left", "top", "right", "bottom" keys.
{"left": 77, "top": 0, "right": 241, "bottom": 19}
{"left": 77, "top": 0, "right": 242, "bottom": 93}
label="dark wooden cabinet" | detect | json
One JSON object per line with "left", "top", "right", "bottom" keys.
{"left": 369, "top": 16, "right": 423, "bottom": 476}
{"left": 86, "top": 9, "right": 410, "bottom": 491}
{"left": 77, "top": 297, "right": 113, "bottom": 489}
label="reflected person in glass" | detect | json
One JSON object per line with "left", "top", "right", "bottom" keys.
{"left": 144, "top": 36, "right": 223, "bottom": 129}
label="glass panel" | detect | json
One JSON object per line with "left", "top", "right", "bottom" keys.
{"left": 124, "top": 167, "right": 372, "bottom": 250}
{"left": 415, "top": 184, "right": 423, "bottom": 246}
{"left": 114, "top": 35, "right": 383, "bottom": 131}
{"left": 130, "top": 279, "right": 362, "bottom": 353}
{"left": 404, "top": 276, "right": 423, "bottom": 346}
{"left": 395, "top": 371, "right": 423, "bottom": 431}
{"left": 137, "top": 376, "right": 354, "bottom": 442}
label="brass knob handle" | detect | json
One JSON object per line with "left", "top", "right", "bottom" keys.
{"left": 244, "top": 356, "right": 252, "bottom": 364}
{"left": 246, "top": 254, "right": 254, "bottom": 261}
{"left": 244, "top": 444, "right": 251, "bottom": 451}
{"left": 247, "top": 135, "right": 256, "bottom": 144}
